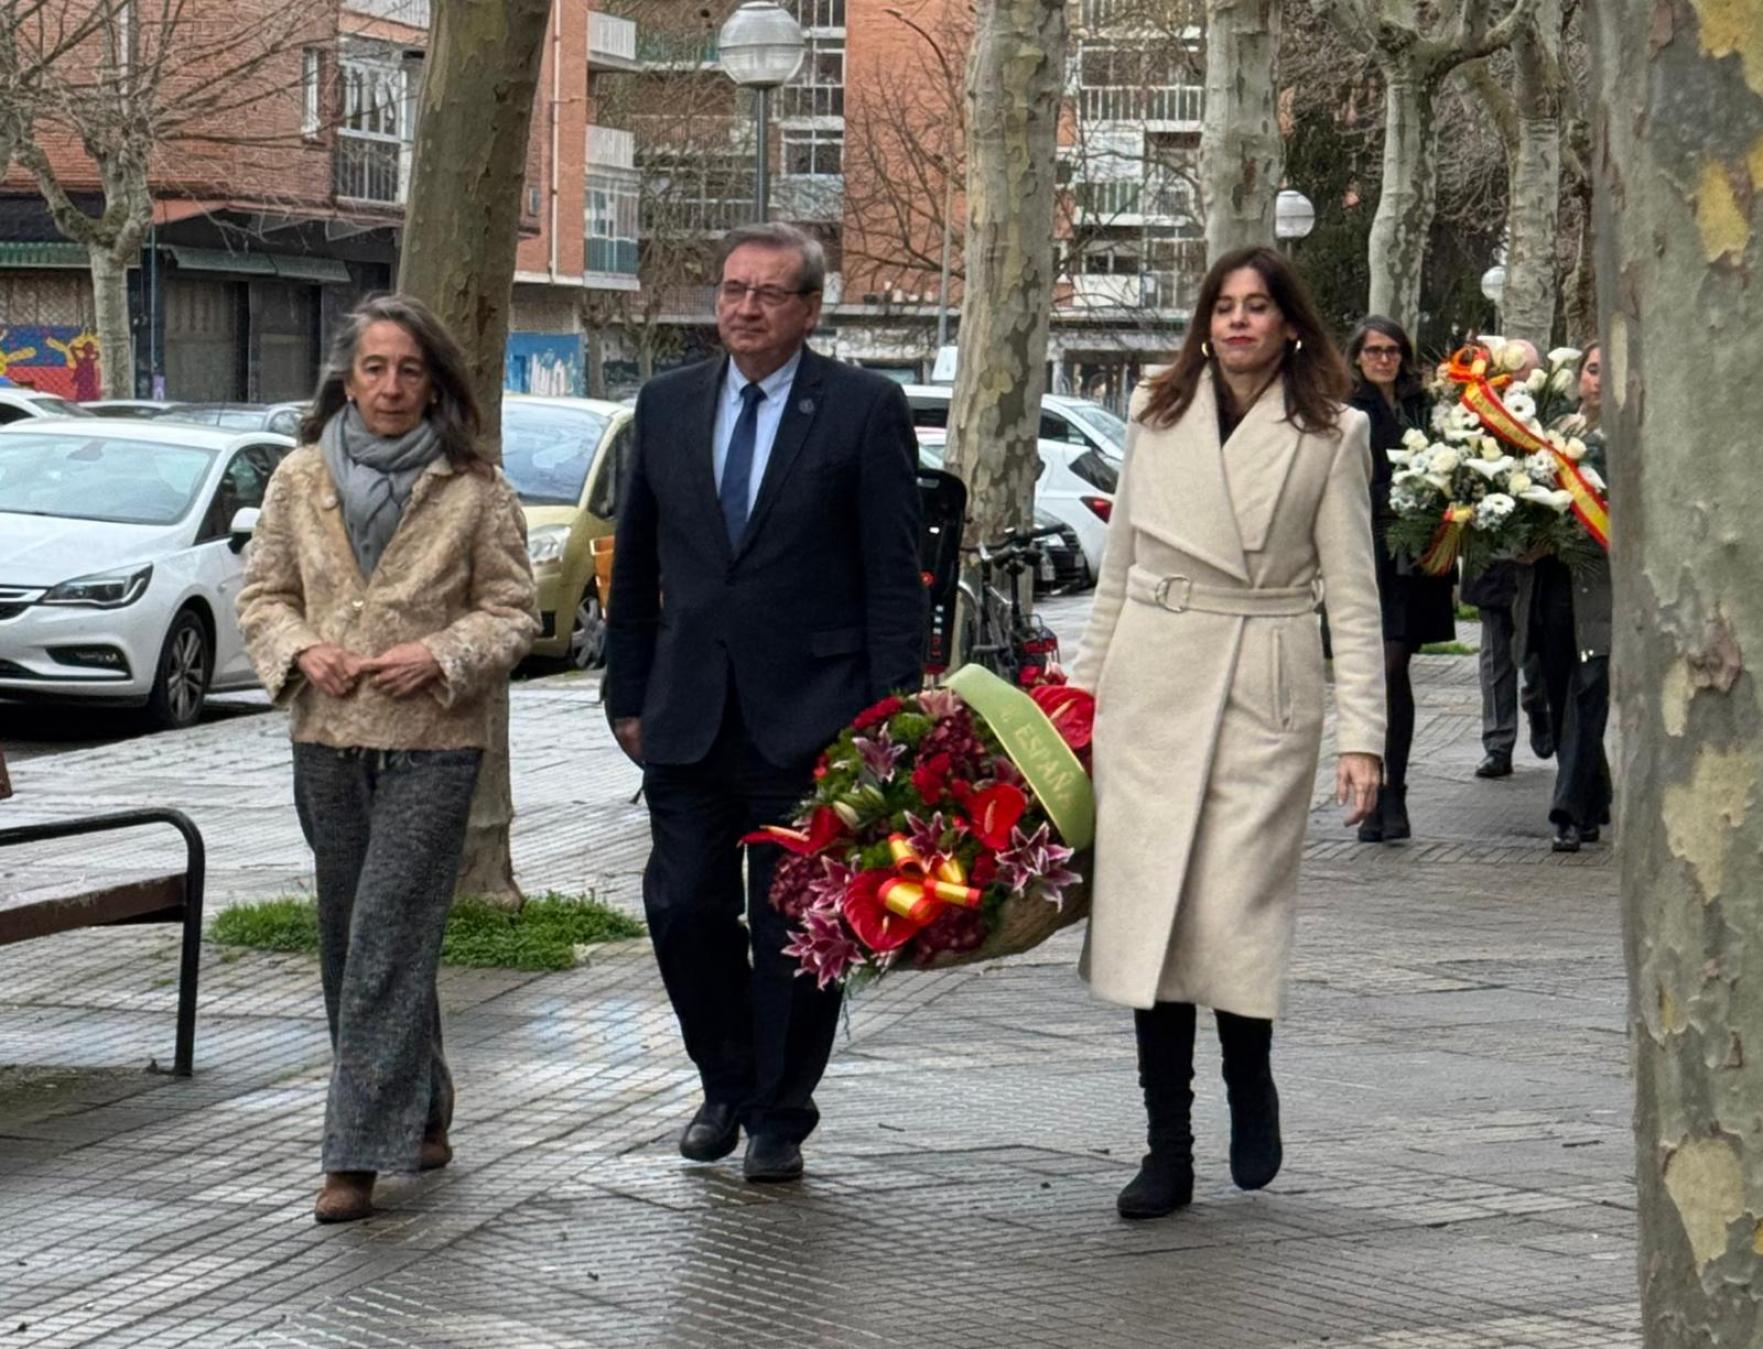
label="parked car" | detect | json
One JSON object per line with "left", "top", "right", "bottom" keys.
{"left": 915, "top": 428, "right": 1115, "bottom": 585}
{"left": 156, "top": 402, "right": 306, "bottom": 439}
{"left": 499, "top": 395, "right": 635, "bottom": 670}
{"left": 0, "top": 388, "right": 95, "bottom": 424}
{"left": 0, "top": 419, "right": 295, "bottom": 727}
{"left": 901, "top": 385, "right": 1127, "bottom": 460}
{"left": 1033, "top": 508, "right": 1090, "bottom": 595}
{"left": 82, "top": 399, "right": 188, "bottom": 420}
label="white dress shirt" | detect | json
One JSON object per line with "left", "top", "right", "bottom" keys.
{"left": 712, "top": 349, "right": 803, "bottom": 514}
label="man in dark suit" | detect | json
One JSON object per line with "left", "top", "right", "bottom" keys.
{"left": 606, "top": 222, "right": 925, "bottom": 1182}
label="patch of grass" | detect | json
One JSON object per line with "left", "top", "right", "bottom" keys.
{"left": 1420, "top": 641, "right": 1478, "bottom": 657}
{"left": 209, "top": 892, "right": 644, "bottom": 972}
{"left": 1455, "top": 603, "right": 1481, "bottom": 621}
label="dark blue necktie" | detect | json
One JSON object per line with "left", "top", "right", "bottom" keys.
{"left": 720, "top": 381, "right": 764, "bottom": 546}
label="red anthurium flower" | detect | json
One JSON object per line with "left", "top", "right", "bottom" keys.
{"left": 742, "top": 806, "right": 845, "bottom": 856}
{"left": 842, "top": 871, "right": 926, "bottom": 952}
{"left": 964, "top": 782, "right": 1028, "bottom": 850}
{"left": 852, "top": 695, "right": 905, "bottom": 732}
{"left": 1029, "top": 684, "right": 1096, "bottom": 751}
{"left": 911, "top": 751, "right": 954, "bottom": 804}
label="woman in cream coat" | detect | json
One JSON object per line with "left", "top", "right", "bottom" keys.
{"left": 1072, "top": 247, "right": 1385, "bottom": 1220}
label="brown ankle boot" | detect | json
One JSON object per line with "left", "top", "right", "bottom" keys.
{"left": 419, "top": 1133, "right": 453, "bottom": 1171}
{"left": 314, "top": 1171, "right": 376, "bottom": 1224}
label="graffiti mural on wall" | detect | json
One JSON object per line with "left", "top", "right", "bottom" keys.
{"left": 0, "top": 326, "right": 103, "bottom": 400}
{"left": 505, "top": 332, "right": 583, "bottom": 398}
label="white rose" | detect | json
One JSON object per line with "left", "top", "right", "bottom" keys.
{"left": 1548, "top": 347, "right": 1582, "bottom": 367}
{"left": 1564, "top": 438, "right": 1588, "bottom": 461}
{"left": 1498, "top": 342, "right": 1530, "bottom": 372}
{"left": 1525, "top": 368, "right": 1549, "bottom": 394}
{"left": 1401, "top": 427, "right": 1431, "bottom": 451}
{"left": 1431, "top": 448, "right": 1461, "bottom": 474}
{"left": 1507, "top": 472, "right": 1533, "bottom": 494}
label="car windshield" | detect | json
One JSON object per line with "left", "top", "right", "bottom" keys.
{"left": 27, "top": 395, "right": 93, "bottom": 418}
{"left": 0, "top": 433, "right": 215, "bottom": 524}
{"left": 1065, "top": 401, "right": 1128, "bottom": 450}
{"left": 165, "top": 407, "right": 268, "bottom": 430}
{"left": 501, "top": 403, "right": 611, "bottom": 505}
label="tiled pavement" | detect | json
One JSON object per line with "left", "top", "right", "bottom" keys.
{"left": 0, "top": 607, "right": 1636, "bottom": 1348}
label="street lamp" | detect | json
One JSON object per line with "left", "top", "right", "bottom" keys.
{"left": 718, "top": 2, "right": 806, "bottom": 223}
{"left": 1274, "top": 189, "right": 1315, "bottom": 253}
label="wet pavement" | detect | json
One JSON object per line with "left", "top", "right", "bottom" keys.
{"left": 0, "top": 607, "right": 1635, "bottom": 1348}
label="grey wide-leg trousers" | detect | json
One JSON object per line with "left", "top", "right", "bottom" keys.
{"left": 293, "top": 744, "right": 481, "bottom": 1173}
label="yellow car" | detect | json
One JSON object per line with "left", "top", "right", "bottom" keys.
{"left": 500, "top": 394, "right": 634, "bottom": 669}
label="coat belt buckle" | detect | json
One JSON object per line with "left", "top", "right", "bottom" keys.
{"left": 1153, "top": 575, "right": 1192, "bottom": 613}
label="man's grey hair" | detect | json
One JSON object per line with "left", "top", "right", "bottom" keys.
{"left": 718, "top": 222, "right": 826, "bottom": 294}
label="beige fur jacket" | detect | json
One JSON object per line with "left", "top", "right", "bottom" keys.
{"left": 238, "top": 446, "right": 539, "bottom": 750}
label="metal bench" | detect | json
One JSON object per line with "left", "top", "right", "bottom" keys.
{"left": 0, "top": 809, "right": 205, "bottom": 1076}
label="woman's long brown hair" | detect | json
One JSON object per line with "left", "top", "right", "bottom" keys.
{"left": 1139, "top": 245, "right": 1352, "bottom": 435}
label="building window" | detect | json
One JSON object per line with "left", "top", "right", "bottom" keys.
{"left": 782, "top": 129, "right": 842, "bottom": 177}
{"left": 788, "top": 0, "right": 845, "bottom": 30}
{"left": 586, "top": 174, "right": 640, "bottom": 276}
{"left": 334, "top": 55, "right": 413, "bottom": 203}
{"left": 777, "top": 38, "right": 843, "bottom": 118}
{"left": 639, "top": 151, "right": 756, "bottom": 233}
{"left": 302, "top": 49, "right": 323, "bottom": 138}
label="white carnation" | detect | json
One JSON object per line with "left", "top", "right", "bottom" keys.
{"left": 1522, "top": 452, "right": 1559, "bottom": 483}
{"left": 1504, "top": 390, "right": 1537, "bottom": 422}
{"left": 1474, "top": 493, "right": 1517, "bottom": 529}
{"left": 1507, "top": 471, "right": 1533, "bottom": 494}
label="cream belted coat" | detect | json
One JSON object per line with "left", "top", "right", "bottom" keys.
{"left": 1070, "top": 373, "right": 1385, "bottom": 1017}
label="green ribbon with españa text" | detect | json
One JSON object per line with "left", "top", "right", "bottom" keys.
{"left": 946, "top": 665, "right": 1094, "bottom": 852}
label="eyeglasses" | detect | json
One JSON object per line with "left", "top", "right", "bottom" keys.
{"left": 716, "top": 281, "right": 813, "bottom": 308}
{"left": 1361, "top": 345, "right": 1403, "bottom": 361}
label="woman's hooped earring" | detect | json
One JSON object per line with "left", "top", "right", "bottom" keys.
{"left": 1293, "top": 338, "right": 1304, "bottom": 353}
{"left": 1201, "top": 341, "right": 1212, "bottom": 359}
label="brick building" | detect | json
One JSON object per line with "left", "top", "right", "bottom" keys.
{"left": 604, "top": 0, "right": 1205, "bottom": 408}
{"left": 0, "top": 0, "right": 642, "bottom": 403}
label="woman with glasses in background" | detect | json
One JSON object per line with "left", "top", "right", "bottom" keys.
{"left": 1345, "top": 316, "right": 1457, "bottom": 844}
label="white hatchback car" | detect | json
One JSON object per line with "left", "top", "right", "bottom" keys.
{"left": 0, "top": 419, "right": 295, "bottom": 727}
{"left": 915, "top": 428, "right": 1117, "bottom": 585}
{"left": 0, "top": 387, "right": 97, "bottom": 424}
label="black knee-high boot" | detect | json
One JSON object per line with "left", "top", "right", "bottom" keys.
{"left": 1117, "top": 1001, "right": 1196, "bottom": 1219}
{"left": 1216, "top": 1010, "right": 1282, "bottom": 1190}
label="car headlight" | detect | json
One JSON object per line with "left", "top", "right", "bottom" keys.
{"left": 526, "top": 523, "right": 571, "bottom": 567}
{"left": 41, "top": 564, "right": 153, "bottom": 609}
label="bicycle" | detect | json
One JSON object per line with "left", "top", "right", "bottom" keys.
{"left": 953, "top": 524, "right": 1065, "bottom": 685}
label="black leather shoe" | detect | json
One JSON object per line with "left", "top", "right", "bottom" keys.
{"left": 743, "top": 1134, "right": 804, "bottom": 1183}
{"left": 1581, "top": 825, "right": 1601, "bottom": 844}
{"left": 1552, "top": 823, "right": 1582, "bottom": 853}
{"left": 1475, "top": 753, "right": 1513, "bottom": 779}
{"left": 1529, "top": 716, "right": 1555, "bottom": 761}
{"left": 1116, "top": 1153, "right": 1194, "bottom": 1220}
{"left": 679, "top": 1101, "right": 740, "bottom": 1162}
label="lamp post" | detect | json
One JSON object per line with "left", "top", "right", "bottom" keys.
{"left": 1274, "top": 188, "right": 1315, "bottom": 256}
{"left": 1480, "top": 261, "right": 1507, "bottom": 331}
{"left": 885, "top": 6, "right": 958, "bottom": 351}
{"left": 718, "top": 2, "right": 806, "bottom": 223}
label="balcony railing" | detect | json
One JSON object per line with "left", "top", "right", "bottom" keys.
{"left": 334, "top": 132, "right": 405, "bottom": 205}
{"left": 587, "top": 125, "right": 636, "bottom": 172}
{"left": 343, "top": 0, "right": 429, "bottom": 28}
{"left": 589, "top": 12, "right": 639, "bottom": 70}
{"left": 1078, "top": 84, "right": 1203, "bottom": 125}
{"left": 636, "top": 30, "right": 716, "bottom": 68}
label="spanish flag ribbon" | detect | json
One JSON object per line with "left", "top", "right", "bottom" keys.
{"left": 1448, "top": 346, "right": 1610, "bottom": 551}
{"left": 877, "top": 833, "right": 982, "bottom": 925}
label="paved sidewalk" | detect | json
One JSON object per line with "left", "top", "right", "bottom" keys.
{"left": 0, "top": 623, "right": 1635, "bottom": 1348}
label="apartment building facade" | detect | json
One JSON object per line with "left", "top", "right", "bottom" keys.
{"left": 606, "top": 0, "right": 1206, "bottom": 408}
{"left": 0, "top": 0, "right": 641, "bottom": 403}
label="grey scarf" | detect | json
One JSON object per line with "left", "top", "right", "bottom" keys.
{"left": 320, "top": 404, "right": 444, "bottom": 578}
